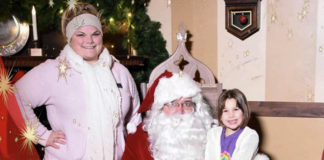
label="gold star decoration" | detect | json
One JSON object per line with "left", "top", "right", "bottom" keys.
{"left": 287, "top": 29, "right": 293, "bottom": 39}
{"left": 57, "top": 58, "right": 71, "bottom": 82}
{"left": 243, "top": 50, "right": 250, "bottom": 57}
{"left": 0, "top": 68, "right": 14, "bottom": 105}
{"left": 227, "top": 39, "right": 233, "bottom": 48}
{"left": 271, "top": 13, "right": 278, "bottom": 23}
{"left": 20, "top": 120, "right": 41, "bottom": 152}
{"left": 297, "top": 0, "right": 310, "bottom": 21}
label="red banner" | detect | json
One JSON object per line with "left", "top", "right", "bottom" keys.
{"left": 0, "top": 57, "right": 40, "bottom": 159}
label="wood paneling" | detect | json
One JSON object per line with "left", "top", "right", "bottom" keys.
{"left": 249, "top": 101, "right": 324, "bottom": 118}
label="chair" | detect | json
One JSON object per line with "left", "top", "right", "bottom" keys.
{"left": 140, "top": 23, "right": 222, "bottom": 113}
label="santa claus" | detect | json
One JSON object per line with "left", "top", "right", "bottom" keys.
{"left": 122, "top": 71, "right": 215, "bottom": 160}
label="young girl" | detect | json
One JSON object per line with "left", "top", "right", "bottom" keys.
{"left": 205, "top": 88, "right": 264, "bottom": 160}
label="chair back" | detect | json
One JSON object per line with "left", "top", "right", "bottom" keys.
{"left": 140, "top": 24, "right": 222, "bottom": 113}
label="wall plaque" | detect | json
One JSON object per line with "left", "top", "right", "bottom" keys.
{"left": 225, "top": 0, "right": 261, "bottom": 40}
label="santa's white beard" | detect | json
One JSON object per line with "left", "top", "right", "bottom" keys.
{"left": 146, "top": 113, "right": 208, "bottom": 160}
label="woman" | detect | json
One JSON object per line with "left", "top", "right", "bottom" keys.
{"left": 14, "top": 3, "right": 141, "bottom": 160}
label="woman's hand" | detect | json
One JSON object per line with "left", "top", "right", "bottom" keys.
{"left": 46, "top": 130, "right": 66, "bottom": 149}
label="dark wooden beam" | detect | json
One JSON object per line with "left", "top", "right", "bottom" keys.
{"left": 249, "top": 101, "right": 324, "bottom": 118}
{"left": 2, "top": 55, "right": 146, "bottom": 68}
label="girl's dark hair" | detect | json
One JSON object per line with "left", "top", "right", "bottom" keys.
{"left": 217, "top": 88, "right": 250, "bottom": 128}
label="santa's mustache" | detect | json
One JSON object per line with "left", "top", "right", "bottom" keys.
{"left": 157, "top": 113, "right": 194, "bottom": 127}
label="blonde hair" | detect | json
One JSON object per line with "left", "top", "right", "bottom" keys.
{"left": 61, "top": 2, "right": 101, "bottom": 37}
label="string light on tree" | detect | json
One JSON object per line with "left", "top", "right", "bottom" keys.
{"left": 127, "top": 12, "right": 132, "bottom": 18}
{"left": 109, "top": 17, "right": 115, "bottom": 24}
{"left": 67, "top": 0, "right": 78, "bottom": 9}
{"left": 59, "top": 8, "right": 64, "bottom": 14}
{"left": 49, "top": 0, "right": 54, "bottom": 8}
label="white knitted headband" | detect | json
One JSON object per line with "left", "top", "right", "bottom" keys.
{"left": 65, "top": 13, "right": 103, "bottom": 43}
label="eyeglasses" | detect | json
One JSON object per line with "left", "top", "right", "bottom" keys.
{"left": 164, "top": 100, "right": 196, "bottom": 108}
